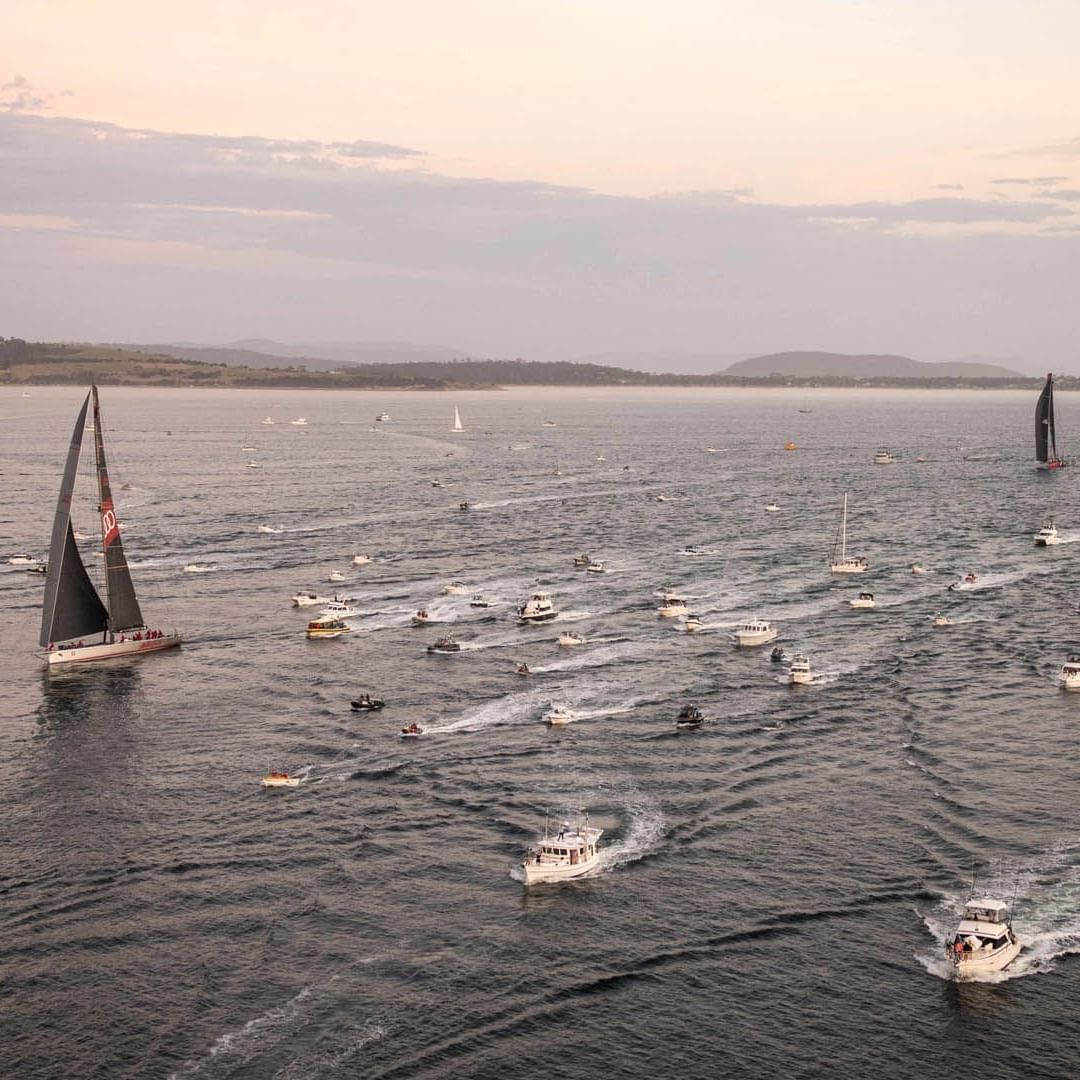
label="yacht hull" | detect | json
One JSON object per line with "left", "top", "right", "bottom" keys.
{"left": 522, "top": 855, "right": 601, "bottom": 885}
{"left": 46, "top": 632, "right": 181, "bottom": 666}
{"left": 951, "top": 939, "right": 1022, "bottom": 979}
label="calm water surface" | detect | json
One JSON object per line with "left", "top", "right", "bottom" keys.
{"left": 2, "top": 386, "right": 1080, "bottom": 1079}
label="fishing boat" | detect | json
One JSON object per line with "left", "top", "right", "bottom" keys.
{"left": 558, "top": 631, "right": 586, "bottom": 646}
{"left": 1033, "top": 521, "right": 1061, "bottom": 546}
{"left": 684, "top": 614, "right": 705, "bottom": 633}
{"left": 39, "top": 387, "right": 181, "bottom": 667}
{"left": 544, "top": 707, "right": 576, "bottom": 726}
{"left": 305, "top": 617, "right": 352, "bottom": 639}
{"left": 261, "top": 770, "right": 300, "bottom": 789}
{"left": 932, "top": 612, "right": 952, "bottom": 627}
{"left": 450, "top": 406, "right": 464, "bottom": 433}
{"left": 657, "top": 594, "right": 689, "bottom": 618}
{"left": 518, "top": 591, "right": 558, "bottom": 623}
{"left": 520, "top": 813, "right": 603, "bottom": 885}
{"left": 1035, "top": 372, "right": 1068, "bottom": 469}
{"left": 352, "top": 553, "right": 372, "bottom": 565}
{"left": 676, "top": 704, "right": 704, "bottom": 728}
{"left": 350, "top": 695, "right": 385, "bottom": 711}
{"left": 945, "top": 896, "right": 1021, "bottom": 978}
{"left": 732, "top": 620, "right": 779, "bottom": 647}
{"left": 426, "top": 635, "right": 461, "bottom": 653}
{"left": 829, "top": 492, "right": 869, "bottom": 573}
{"left": 292, "top": 591, "right": 327, "bottom": 607}
{"left": 849, "top": 592, "right": 875, "bottom": 609}
{"left": 789, "top": 654, "right": 813, "bottom": 684}
{"left": 873, "top": 449, "right": 896, "bottom": 464}
{"left": 1057, "top": 655, "right": 1080, "bottom": 690}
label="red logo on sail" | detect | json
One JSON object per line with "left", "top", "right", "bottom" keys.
{"left": 102, "top": 507, "right": 120, "bottom": 546}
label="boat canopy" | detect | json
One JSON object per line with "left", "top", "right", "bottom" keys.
{"left": 962, "top": 899, "right": 1008, "bottom": 923}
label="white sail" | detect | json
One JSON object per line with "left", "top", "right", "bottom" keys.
{"left": 451, "top": 406, "right": 464, "bottom": 432}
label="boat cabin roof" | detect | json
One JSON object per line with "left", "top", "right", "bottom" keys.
{"left": 531, "top": 591, "right": 551, "bottom": 600}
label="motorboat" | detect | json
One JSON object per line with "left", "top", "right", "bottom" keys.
{"left": 932, "top": 612, "right": 952, "bottom": 627}
{"left": 732, "top": 620, "right": 779, "bottom": 647}
{"left": 873, "top": 449, "right": 896, "bottom": 464}
{"left": 655, "top": 494, "right": 671, "bottom": 503}
{"left": 305, "top": 617, "right": 352, "bottom": 639}
{"left": 849, "top": 592, "right": 876, "bottom": 609}
{"left": 444, "top": 581, "right": 469, "bottom": 595}
{"left": 459, "top": 501, "right": 471, "bottom": 511}
{"left": 676, "top": 704, "right": 704, "bottom": 728}
{"left": 431, "top": 479, "right": 442, "bottom": 487}
{"left": 573, "top": 554, "right": 592, "bottom": 567}
{"left": 1058, "top": 654, "right": 1080, "bottom": 690}
{"left": 261, "top": 416, "right": 275, "bottom": 425}
{"left": 257, "top": 524, "right": 283, "bottom": 534}
{"left": 830, "top": 493, "right": 869, "bottom": 573}
{"left": 350, "top": 695, "right": 385, "bottom": 711}
{"left": 965, "top": 573, "right": 977, "bottom": 584}
{"left": 319, "top": 600, "right": 361, "bottom": 618}
{"left": 240, "top": 445, "right": 256, "bottom": 452}
{"left": 916, "top": 455, "right": 927, "bottom": 463}
{"left": 544, "top": 707, "right": 576, "bottom": 726}
{"left": 426, "top": 635, "right": 461, "bottom": 653}
{"left": 411, "top": 609, "right": 430, "bottom": 626}
{"left": 328, "top": 569, "right": 346, "bottom": 582}
{"left": 770, "top": 645, "right": 789, "bottom": 662}
{"left": 658, "top": 594, "right": 689, "bottom": 618}
{"left": 684, "top": 614, "right": 705, "bottom": 633}
{"left": 182, "top": 563, "right": 211, "bottom": 574}
{"left": 558, "top": 631, "right": 586, "bottom": 646}
{"left": 352, "top": 554, "right": 372, "bottom": 565}
{"left": 911, "top": 564, "right": 927, "bottom": 575}
{"left": 945, "top": 897, "right": 1021, "bottom": 978}
{"left": 543, "top": 419, "right": 557, "bottom": 427}
{"left": 26, "top": 564, "right": 47, "bottom": 575}
{"left": 784, "top": 442, "right": 797, "bottom": 451}
{"left": 375, "top": 412, "right": 391, "bottom": 422}
{"left": 469, "top": 594, "right": 493, "bottom": 608}
{"left": 765, "top": 503, "right": 780, "bottom": 513}
{"left": 516, "top": 662, "right": 531, "bottom": 676}
{"left": 789, "top": 654, "right": 813, "bottom": 685}
{"left": 290, "top": 417, "right": 308, "bottom": 426}
{"left": 518, "top": 591, "right": 558, "bottom": 623}
{"left": 1034, "top": 521, "right": 1062, "bottom": 546}
{"left": 400, "top": 723, "right": 423, "bottom": 738}
{"left": 292, "top": 592, "right": 327, "bottom": 607}
{"left": 8, "top": 553, "right": 37, "bottom": 565}
{"left": 246, "top": 460, "right": 261, "bottom": 469}
{"left": 261, "top": 770, "right": 300, "bottom": 789}
{"left": 520, "top": 814, "right": 603, "bottom": 885}
{"left": 586, "top": 560, "right": 606, "bottom": 573}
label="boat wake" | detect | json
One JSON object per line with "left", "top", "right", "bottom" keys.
{"left": 596, "top": 802, "right": 666, "bottom": 873}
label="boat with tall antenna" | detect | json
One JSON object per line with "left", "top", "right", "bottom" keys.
{"left": 1035, "top": 372, "right": 1067, "bottom": 469}
{"left": 944, "top": 867, "right": 1021, "bottom": 977}
{"left": 520, "top": 811, "right": 603, "bottom": 885}
{"left": 450, "top": 406, "right": 464, "bottom": 433}
{"left": 39, "top": 387, "right": 181, "bottom": 666}
{"left": 829, "top": 492, "right": 868, "bottom": 573}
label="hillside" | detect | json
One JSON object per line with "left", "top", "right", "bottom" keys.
{"left": 727, "top": 351, "right": 1026, "bottom": 379}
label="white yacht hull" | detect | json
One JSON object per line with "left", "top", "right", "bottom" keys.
{"left": 1059, "top": 675, "right": 1080, "bottom": 691}
{"left": 951, "top": 939, "right": 1022, "bottom": 978}
{"left": 46, "top": 632, "right": 181, "bottom": 666}
{"left": 830, "top": 562, "right": 868, "bottom": 574}
{"left": 522, "top": 854, "right": 601, "bottom": 885}
{"left": 1034, "top": 537, "right": 1061, "bottom": 546}
{"left": 790, "top": 671, "right": 813, "bottom": 684}
{"left": 519, "top": 612, "right": 558, "bottom": 623}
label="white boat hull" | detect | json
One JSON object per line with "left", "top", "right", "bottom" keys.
{"left": 522, "top": 853, "right": 601, "bottom": 884}
{"left": 261, "top": 776, "right": 300, "bottom": 788}
{"left": 1059, "top": 674, "right": 1080, "bottom": 691}
{"left": 519, "top": 612, "right": 558, "bottom": 623}
{"left": 46, "top": 632, "right": 181, "bottom": 666}
{"left": 951, "top": 938, "right": 1021, "bottom": 978}
{"left": 790, "top": 671, "right": 813, "bottom": 684}
{"left": 733, "top": 628, "right": 779, "bottom": 647}
{"left": 830, "top": 562, "right": 868, "bottom": 574}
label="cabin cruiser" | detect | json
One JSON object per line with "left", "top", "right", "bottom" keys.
{"left": 544, "top": 707, "right": 576, "bottom": 726}
{"left": 469, "top": 594, "right": 492, "bottom": 608}
{"left": 328, "top": 569, "right": 346, "bottom": 583}
{"left": 849, "top": 592, "right": 875, "bottom": 609}
{"left": 427, "top": 635, "right": 461, "bottom": 654}
{"left": 658, "top": 594, "right": 689, "bottom": 618}
{"left": 444, "top": 581, "right": 469, "bottom": 595}
{"left": 257, "top": 524, "right": 283, "bottom": 534}
{"left": 350, "top": 694, "right": 385, "bottom": 711}
{"left": 319, "top": 600, "right": 361, "bottom": 618}
{"left": 684, "top": 614, "right": 705, "bottom": 633}
{"left": 1058, "top": 654, "right": 1080, "bottom": 690}
{"left": 873, "top": 449, "right": 896, "bottom": 464}
{"left": 520, "top": 815, "right": 603, "bottom": 885}
{"left": 290, "top": 417, "right": 308, "bottom": 426}
{"left": 558, "top": 631, "right": 586, "bottom": 646}
{"left": 572, "top": 553, "right": 592, "bottom": 567}
{"left": 305, "top": 617, "right": 352, "bottom": 639}
{"left": 261, "top": 770, "right": 300, "bottom": 789}
{"left": 8, "top": 553, "right": 37, "bottom": 565}
{"left": 411, "top": 609, "right": 430, "bottom": 626}
{"left": 932, "top": 612, "right": 952, "bottom": 627}
{"left": 586, "top": 560, "right": 606, "bottom": 573}
{"left": 352, "top": 553, "right": 372, "bottom": 565}
{"left": 789, "top": 654, "right": 813, "bottom": 684}
{"left": 1034, "top": 521, "right": 1061, "bottom": 546}
{"left": 765, "top": 503, "right": 780, "bottom": 512}
{"left": 676, "top": 704, "right": 704, "bottom": 728}
{"left": 292, "top": 592, "right": 328, "bottom": 607}
{"left": 400, "top": 722, "right": 422, "bottom": 738}
{"left": 732, "top": 620, "right": 779, "bottom": 647}
{"left": 518, "top": 591, "right": 558, "bottom": 623}
{"left": 945, "top": 897, "right": 1021, "bottom": 977}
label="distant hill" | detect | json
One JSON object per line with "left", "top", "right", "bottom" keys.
{"left": 572, "top": 351, "right": 753, "bottom": 375}
{"left": 213, "top": 339, "right": 462, "bottom": 367}
{"left": 726, "top": 351, "right": 1025, "bottom": 379}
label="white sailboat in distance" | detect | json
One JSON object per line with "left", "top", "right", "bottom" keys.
{"left": 451, "top": 406, "right": 464, "bottom": 433}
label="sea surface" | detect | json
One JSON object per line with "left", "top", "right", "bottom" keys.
{"left": 2, "top": 385, "right": 1080, "bottom": 1079}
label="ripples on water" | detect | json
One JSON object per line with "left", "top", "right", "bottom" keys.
{"left": 3, "top": 386, "right": 1080, "bottom": 1079}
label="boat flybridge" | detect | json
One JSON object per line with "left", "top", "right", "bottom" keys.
{"left": 830, "top": 492, "right": 869, "bottom": 574}
{"left": 789, "top": 654, "right": 813, "bottom": 684}
{"left": 946, "top": 897, "right": 1021, "bottom": 978}
{"left": 1058, "top": 655, "right": 1080, "bottom": 690}
{"left": 518, "top": 591, "right": 558, "bottom": 623}
{"left": 732, "top": 620, "right": 779, "bottom": 647}
{"left": 521, "top": 813, "right": 603, "bottom": 885}
{"left": 1034, "top": 521, "right": 1061, "bottom": 546}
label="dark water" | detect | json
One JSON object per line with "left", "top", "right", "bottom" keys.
{"left": 3, "top": 386, "right": 1080, "bottom": 1079}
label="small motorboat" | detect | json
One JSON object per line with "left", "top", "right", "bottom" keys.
{"left": 558, "top": 631, "right": 586, "bottom": 646}
{"left": 246, "top": 460, "right": 261, "bottom": 469}
{"left": 784, "top": 442, "right": 797, "bottom": 451}
{"left": 459, "top": 501, "right": 471, "bottom": 511}
{"left": 400, "top": 723, "right": 423, "bottom": 738}
{"left": 573, "top": 554, "right": 592, "bottom": 567}
{"left": 965, "top": 573, "right": 977, "bottom": 584}
{"left": 469, "top": 594, "right": 492, "bottom": 608}
{"left": 516, "top": 662, "right": 531, "bottom": 676}
{"left": 544, "top": 707, "right": 576, "bottom": 726}
{"left": 257, "top": 524, "right": 283, "bottom": 534}
{"left": 352, "top": 554, "right": 372, "bottom": 565}
{"left": 319, "top": 600, "right": 361, "bottom": 618}
{"left": 328, "top": 570, "right": 346, "bottom": 583}
{"left": 292, "top": 592, "right": 327, "bottom": 607}
{"left": 911, "top": 564, "right": 928, "bottom": 575}
{"left": 520, "top": 814, "right": 603, "bottom": 884}
{"left": 916, "top": 455, "right": 927, "bottom": 463}
{"left": 444, "top": 581, "right": 469, "bottom": 595}
{"left": 8, "top": 553, "right": 37, "bottom": 565}
{"left": 290, "top": 417, "right": 308, "bottom": 426}
{"left": 1058, "top": 654, "right": 1080, "bottom": 690}
{"left": 676, "top": 704, "right": 704, "bottom": 728}
{"left": 261, "top": 770, "right": 300, "bottom": 789}
{"left": 427, "top": 636, "right": 461, "bottom": 654}
{"left": 431, "top": 479, "right": 442, "bottom": 487}
{"left": 945, "top": 897, "right": 1021, "bottom": 978}
{"left": 1034, "top": 521, "right": 1062, "bottom": 546}
{"left": 411, "top": 609, "right": 430, "bottom": 626}
{"left": 770, "top": 645, "right": 788, "bottom": 662}
{"left": 585, "top": 560, "right": 606, "bottom": 573}
{"left": 350, "top": 695, "right": 386, "bottom": 711}
{"left": 732, "top": 621, "right": 779, "bottom": 647}
{"left": 684, "top": 614, "right": 705, "bottom": 633}
{"left": 183, "top": 563, "right": 211, "bottom": 573}
{"left": 305, "top": 617, "right": 353, "bottom": 639}
{"left": 658, "top": 594, "right": 689, "bottom": 618}
{"left": 26, "top": 563, "right": 47, "bottom": 575}
{"left": 789, "top": 654, "right": 813, "bottom": 685}
{"left": 765, "top": 503, "right": 780, "bottom": 513}
{"left": 375, "top": 412, "right": 391, "bottom": 422}
{"left": 261, "top": 416, "right": 275, "bottom": 425}
{"left": 542, "top": 419, "right": 557, "bottom": 427}
{"left": 873, "top": 448, "right": 896, "bottom": 464}
{"left": 932, "top": 612, "right": 952, "bottom": 627}
{"left": 849, "top": 592, "right": 876, "bottom": 609}
{"left": 240, "top": 445, "right": 257, "bottom": 451}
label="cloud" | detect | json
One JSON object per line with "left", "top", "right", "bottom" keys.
{"left": 934, "top": 183, "right": 964, "bottom": 191}
{"left": 0, "top": 73, "right": 71, "bottom": 114}
{"left": 992, "top": 177, "right": 1032, "bottom": 185}
{"left": 799, "top": 196, "right": 1066, "bottom": 225}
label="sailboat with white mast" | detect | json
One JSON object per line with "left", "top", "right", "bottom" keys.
{"left": 450, "top": 406, "right": 464, "bottom": 433}
{"left": 829, "top": 492, "right": 868, "bottom": 574}
{"left": 39, "top": 387, "right": 181, "bottom": 666}
{"left": 1035, "top": 372, "right": 1067, "bottom": 470}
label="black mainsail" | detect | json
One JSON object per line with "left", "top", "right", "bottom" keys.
{"left": 1035, "top": 372, "right": 1066, "bottom": 469}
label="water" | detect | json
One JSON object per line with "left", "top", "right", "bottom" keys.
{"left": 3, "top": 385, "right": 1080, "bottom": 1079}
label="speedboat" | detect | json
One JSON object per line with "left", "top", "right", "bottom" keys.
{"left": 246, "top": 460, "right": 261, "bottom": 469}
{"left": 573, "top": 554, "right": 592, "bottom": 567}
{"left": 261, "top": 770, "right": 300, "bottom": 788}
{"left": 945, "top": 897, "right": 1021, "bottom": 978}
{"left": 684, "top": 614, "right": 705, "bottom": 633}
{"left": 431, "top": 479, "right": 442, "bottom": 487}
{"left": 765, "top": 503, "right": 780, "bottom": 513}
{"left": 8, "top": 553, "right": 37, "bottom": 565}
{"left": 655, "top": 494, "right": 671, "bottom": 503}
{"left": 558, "top": 631, "right": 586, "bottom": 646}
{"left": 518, "top": 591, "right": 558, "bottom": 623}
{"left": 352, "top": 554, "right": 372, "bottom": 565}
{"left": 261, "top": 416, "right": 275, "bottom": 425}
{"left": 26, "top": 564, "right": 47, "bottom": 575}
{"left": 350, "top": 695, "right": 385, "bottom": 711}
{"left": 784, "top": 442, "right": 797, "bottom": 451}
{"left": 1058, "top": 654, "right": 1080, "bottom": 690}
{"left": 444, "top": 581, "right": 469, "bottom": 595}
{"left": 789, "top": 654, "right": 813, "bottom": 684}
{"left": 732, "top": 620, "right": 779, "bottom": 647}
{"left": 544, "top": 707, "right": 576, "bottom": 726}
{"left": 658, "top": 594, "right": 689, "bottom": 618}
{"left": 328, "top": 569, "right": 346, "bottom": 583}
{"left": 427, "top": 635, "right": 461, "bottom": 653}
{"left": 911, "top": 564, "right": 927, "bottom": 575}
{"left": 182, "top": 563, "right": 211, "bottom": 573}
{"left": 469, "top": 594, "right": 492, "bottom": 608}
{"left": 290, "top": 417, "right": 308, "bottom": 426}
{"left": 585, "top": 560, "right": 606, "bottom": 573}
{"left": 291, "top": 592, "right": 327, "bottom": 607}
{"left": 319, "top": 600, "right": 361, "bottom": 618}
{"left": 400, "top": 722, "right": 422, "bottom": 738}
{"left": 305, "top": 617, "right": 352, "bottom": 639}
{"left": 849, "top": 592, "right": 876, "bottom": 609}
{"left": 411, "top": 609, "right": 430, "bottom": 626}
{"left": 516, "top": 662, "right": 531, "bottom": 676}
{"left": 1034, "top": 521, "right": 1061, "bottom": 546}
{"left": 520, "top": 814, "right": 603, "bottom": 885}
{"left": 932, "top": 612, "right": 952, "bottom": 627}
{"left": 542, "top": 419, "right": 557, "bottom": 427}
{"left": 770, "top": 645, "right": 789, "bottom": 662}
{"left": 676, "top": 704, "right": 704, "bottom": 728}
{"left": 375, "top": 412, "right": 391, "bottom": 422}
{"left": 459, "top": 501, "right": 471, "bottom": 511}
{"left": 873, "top": 449, "right": 896, "bottom": 464}
{"left": 257, "top": 524, "right": 283, "bottom": 534}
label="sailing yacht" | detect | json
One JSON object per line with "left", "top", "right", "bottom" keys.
{"left": 829, "top": 493, "right": 869, "bottom": 573}
{"left": 450, "top": 406, "right": 464, "bottom": 433}
{"left": 1035, "top": 372, "right": 1068, "bottom": 469}
{"left": 39, "top": 387, "right": 181, "bottom": 666}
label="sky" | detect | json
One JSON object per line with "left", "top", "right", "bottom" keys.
{"left": 2, "top": 0, "right": 1080, "bottom": 370}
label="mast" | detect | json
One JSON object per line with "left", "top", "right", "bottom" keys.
{"left": 840, "top": 493, "right": 848, "bottom": 561}
{"left": 91, "top": 386, "right": 144, "bottom": 631}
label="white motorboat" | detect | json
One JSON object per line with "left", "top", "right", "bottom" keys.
{"left": 400, "top": 723, "right": 423, "bottom": 738}
{"left": 328, "top": 569, "right": 346, "bottom": 583}
{"left": 469, "top": 594, "right": 493, "bottom": 608}
{"left": 945, "top": 897, "right": 1021, "bottom": 978}
{"left": 543, "top": 419, "right": 557, "bottom": 427}
{"left": 290, "top": 417, "right": 308, "bottom": 426}
{"left": 375, "top": 412, "right": 391, "bottom": 422}
{"left": 658, "top": 594, "right": 689, "bottom": 618}
{"left": 732, "top": 620, "right": 779, "bottom": 647}
{"left": 684, "top": 614, "right": 705, "bottom": 633}
{"left": 352, "top": 553, "right": 372, "bottom": 565}
{"left": 257, "top": 524, "right": 283, "bottom": 534}
{"left": 873, "top": 448, "right": 896, "bottom": 464}
{"left": 292, "top": 592, "right": 327, "bottom": 607}
{"left": 572, "top": 553, "right": 592, "bottom": 567}
{"left": 182, "top": 563, "right": 211, "bottom": 574}
{"left": 261, "top": 416, "right": 275, "bottom": 425}
{"left": 240, "top": 445, "right": 256, "bottom": 451}
{"left": 558, "top": 631, "right": 586, "bottom": 646}
{"left": 261, "top": 770, "right": 300, "bottom": 789}
{"left": 426, "top": 635, "right": 462, "bottom": 654}
{"left": 585, "top": 560, "right": 606, "bottom": 573}
{"left": 305, "top": 617, "right": 352, "bottom": 639}
{"left": 8, "top": 553, "right": 37, "bottom": 565}
{"left": 246, "top": 460, "right": 261, "bottom": 469}
{"left": 911, "top": 564, "right": 927, "bottom": 575}
{"left": 444, "top": 581, "right": 469, "bottom": 595}
{"left": 765, "top": 503, "right": 780, "bottom": 513}
{"left": 932, "top": 612, "right": 952, "bottom": 627}
{"left": 411, "top": 609, "right": 430, "bottom": 626}
{"left": 789, "top": 654, "right": 813, "bottom": 684}
{"left": 319, "top": 600, "right": 361, "bottom": 618}
{"left": 1034, "top": 521, "right": 1061, "bottom": 546}
{"left": 518, "top": 591, "right": 558, "bottom": 623}
{"left": 830, "top": 492, "right": 869, "bottom": 573}
{"left": 1058, "top": 654, "right": 1080, "bottom": 690}
{"left": 849, "top": 592, "right": 875, "bottom": 609}
{"left": 655, "top": 494, "right": 670, "bottom": 502}
{"left": 520, "top": 815, "right": 603, "bottom": 884}
{"left": 544, "top": 707, "right": 576, "bottom": 726}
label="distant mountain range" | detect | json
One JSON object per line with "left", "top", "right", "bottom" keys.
{"left": 725, "top": 351, "right": 1025, "bottom": 379}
